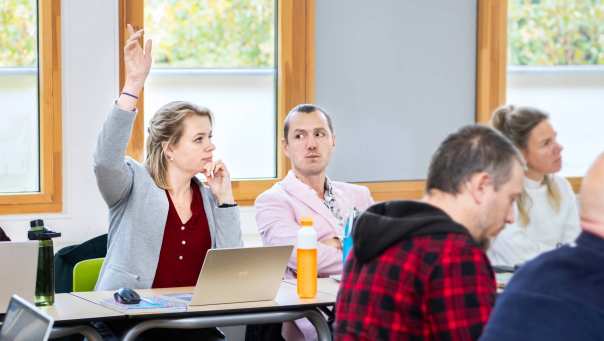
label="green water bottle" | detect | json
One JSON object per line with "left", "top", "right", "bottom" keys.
{"left": 28, "top": 219, "right": 61, "bottom": 306}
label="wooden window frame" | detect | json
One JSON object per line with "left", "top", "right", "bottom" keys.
{"left": 120, "top": 0, "right": 313, "bottom": 205}
{"left": 364, "top": 0, "right": 581, "bottom": 200}
{"left": 0, "top": 1, "right": 63, "bottom": 214}
{"left": 121, "top": 1, "right": 580, "bottom": 203}
{"left": 476, "top": 0, "right": 581, "bottom": 192}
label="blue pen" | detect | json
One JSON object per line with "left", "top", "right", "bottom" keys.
{"left": 343, "top": 215, "right": 351, "bottom": 238}
{"left": 342, "top": 209, "right": 358, "bottom": 263}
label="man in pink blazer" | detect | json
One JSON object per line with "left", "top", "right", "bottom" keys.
{"left": 255, "top": 104, "right": 374, "bottom": 340}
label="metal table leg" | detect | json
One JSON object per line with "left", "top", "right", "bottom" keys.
{"left": 50, "top": 325, "right": 103, "bottom": 341}
{"left": 303, "top": 308, "right": 332, "bottom": 341}
{"left": 122, "top": 309, "right": 331, "bottom": 341}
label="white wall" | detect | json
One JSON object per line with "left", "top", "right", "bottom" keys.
{"left": 0, "top": 0, "right": 261, "bottom": 249}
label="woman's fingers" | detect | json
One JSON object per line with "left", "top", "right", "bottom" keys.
{"left": 124, "top": 39, "right": 142, "bottom": 56}
{"left": 125, "top": 35, "right": 151, "bottom": 61}
{"left": 203, "top": 160, "right": 228, "bottom": 180}
{"left": 213, "top": 161, "right": 227, "bottom": 177}
{"left": 124, "top": 39, "right": 138, "bottom": 51}
{"left": 126, "top": 24, "right": 142, "bottom": 40}
{"left": 127, "top": 30, "right": 144, "bottom": 45}
{"left": 203, "top": 162, "right": 215, "bottom": 178}
{"left": 125, "top": 24, "right": 149, "bottom": 64}
{"left": 144, "top": 39, "right": 153, "bottom": 57}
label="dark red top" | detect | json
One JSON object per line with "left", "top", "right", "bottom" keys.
{"left": 152, "top": 182, "right": 211, "bottom": 288}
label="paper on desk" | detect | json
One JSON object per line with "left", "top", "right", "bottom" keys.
{"left": 161, "top": 293, "right": 193, "bottom": 303}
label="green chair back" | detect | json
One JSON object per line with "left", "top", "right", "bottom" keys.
{"left": 72, "top": 257, "right": 104, "bottom": 292}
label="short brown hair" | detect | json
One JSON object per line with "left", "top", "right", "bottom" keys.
{"left": 283, "top": 104, "right": 334, "bottom": 142}
{"left": 145, "top": 101, "right": 213, "bottom": 189}
{"left": 426, "top": 125, "right": 524, "bottom": 195}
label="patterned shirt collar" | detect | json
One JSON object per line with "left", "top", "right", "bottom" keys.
{"left": 323, "top": 177, "right": 344, "bottom": 222}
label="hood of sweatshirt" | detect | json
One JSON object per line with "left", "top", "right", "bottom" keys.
{"left": 353, "top": 200, "right": 472, "bottom": 263}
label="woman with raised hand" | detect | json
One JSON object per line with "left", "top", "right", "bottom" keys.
{"left": 487, "top": 105, "right": 580, "bottom": 267}
{"left": 93, "top": 25, "right": 241, "bottom": 340}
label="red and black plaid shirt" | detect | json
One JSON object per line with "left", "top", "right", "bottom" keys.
{"left": 335, "top": 231, "right": 496, "bottom": 340}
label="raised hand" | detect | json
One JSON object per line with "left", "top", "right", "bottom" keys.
{"left": 203, "top": 160, "right": 235, "bottom": 205}
{"left": 123, "top": 24, "right": 152, "bottom": 91}
{"left": 117, "top": 24, "right": 152, "bottom": 111}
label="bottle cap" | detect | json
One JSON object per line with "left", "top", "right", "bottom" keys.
{"left": 30, "top": 219, "right": 44, "bottom": 228}
{"left": 300, "top": 217, "right": 313, "bottom": 227}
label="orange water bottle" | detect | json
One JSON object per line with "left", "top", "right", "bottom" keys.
{"left": 297, "top": 217, "right": 318, "bottom": 298}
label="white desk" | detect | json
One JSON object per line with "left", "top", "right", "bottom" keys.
{"left": 284, "top": 278, "right": 341, "bottom": 296}
{"left": 41, "top": 294, "right": 123, "bottom": 341}
{"left": 71, "top": 280, "right": 337, "bottom": 341}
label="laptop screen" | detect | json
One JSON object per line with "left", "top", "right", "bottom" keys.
{"left": 0, "top": 295, "right": 53, "bottom": 341}
{"left": 0, "top": 242, "right": 38, "bottom": 313}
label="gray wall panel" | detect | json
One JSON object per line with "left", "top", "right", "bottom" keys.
{"left": 315, "top": 0, "right": 477, "bottom": 182}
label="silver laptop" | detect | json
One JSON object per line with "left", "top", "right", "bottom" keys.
{"left": 0, "top": 295, "right": 53, "bottom": 341}
{"left": 188, "top": 245, "right": 293, "bottom": 306}
{"left": 0, "top": 242, "right": 38, "bottom": 313}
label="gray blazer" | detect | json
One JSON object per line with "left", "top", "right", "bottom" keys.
{"left": 93, "top": 106, "right": 243, "bottom": 290}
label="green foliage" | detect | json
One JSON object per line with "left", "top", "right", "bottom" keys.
{"left": 0, "top": 0, "right": 274, "bottom": 69}
{"left": 509, "top": 0, "right": 604, "bottom": 65}
{"left": 0, "top": 0, "right": 36, "bottom": 67}
{"left": 145, "top": 0, "right": 274, "bottom": 68}
{"left": 3, "top": 1, "right": 603, "bottom": 68}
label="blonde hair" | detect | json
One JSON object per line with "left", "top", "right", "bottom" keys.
{"left": 145, "top": 101, "right": 213, "bottom": 189}
{"left": 490, "top": 104, "right": 561, "bottom": 226}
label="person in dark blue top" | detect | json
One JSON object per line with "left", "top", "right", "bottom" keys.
{"left": 480, "top": 152, "right": 604, "bottom": 341}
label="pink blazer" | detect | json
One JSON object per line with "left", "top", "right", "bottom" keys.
{"left": 255, "top": 170, "right": 374, "bottom": 277}
{"left": 255, "top": 171, "right": 373, "bottom": 340}
{"left": 255, "top": 171, "right": 374, "bottom": 340}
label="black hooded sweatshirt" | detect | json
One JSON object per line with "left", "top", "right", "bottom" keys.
{"left": 353, "top": 200, "right": 475, "bottom": 263}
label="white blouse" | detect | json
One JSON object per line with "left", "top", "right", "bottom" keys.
{"left": 488, "top": 175, "right": 581, "bottom": 267}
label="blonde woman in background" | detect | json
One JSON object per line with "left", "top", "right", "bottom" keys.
{"left": 487, "top": 105, "right": 580, "bottom": 267}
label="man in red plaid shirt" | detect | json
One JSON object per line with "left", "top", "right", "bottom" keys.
{"left": 335, "top": 125, "right": 525, "bottom": 340}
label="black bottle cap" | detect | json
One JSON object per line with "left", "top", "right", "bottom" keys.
{"left": 30, "top": 219, "right": 44, "bottom": 228}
